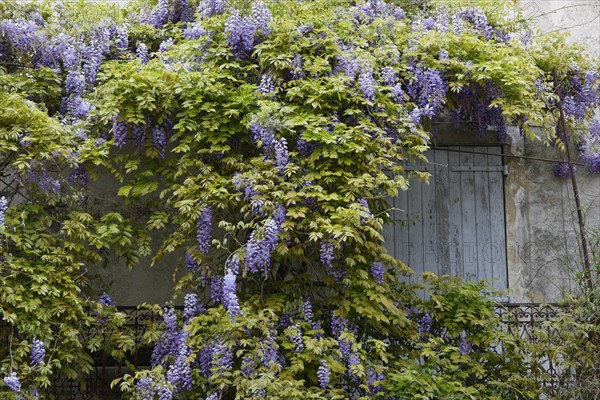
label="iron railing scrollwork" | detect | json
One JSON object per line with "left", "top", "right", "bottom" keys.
{"left": 30, "top": 303, "right": 569, "bottom": 398}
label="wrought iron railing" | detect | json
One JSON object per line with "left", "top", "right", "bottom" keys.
{"left": 41, "top": 303, "right": 568, "bottom": 398}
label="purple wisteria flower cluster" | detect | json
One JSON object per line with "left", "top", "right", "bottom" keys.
{"left": 3, "top": 372, "right": 21, "bottom": 396}
{"left": 453, "top": 82, "right": 507, "bottom": 139}
{"left": 98, "top": 292, "right": 116, "bottom": 306}
{"left": 138, "top": 300, "right": 204, "bottom": 398}
{"left": 247, "top": 212, "right": 285, "bottom": 274}
{"left": 0, "top": 196, "right": 7, "bottom": 226}
{"left": 553, "top": 162, "right": 573, "bottom": 178}
{"left": 406, "top": 64, "right": 448, "bottom": 121}
{"left": 197, "top": 205, "right": 213, "bottom": 253}
{"left": 351, "top": 0, "right": 405, "bottom": 24}
{"left": 198, "top": 0, "right": 226, "bottom": 19}
{"left": 317, "top": 360, "right": 331, "bottom": 388}
{"left": 453, "top": 8, "right": 494, "bottom": 40}
{"left": 225, "top": 1, "right": 272, "bottom": 58}
{"left": 30, "top": 339, "right": 45, "bottom": 366}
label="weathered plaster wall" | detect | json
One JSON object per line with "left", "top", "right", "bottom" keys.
{"left": 504, "top": 129, "right": 600, "bottom": 303}
{"left": 503, "top": 1, "right": 600, "bottom": 302}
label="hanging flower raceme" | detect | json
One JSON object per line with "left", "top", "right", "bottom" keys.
{"left": 30, "top": 339, "right": 45, "bottom": 366}
{"left": 553, "top": 162, "right": 573, "bottom": 178}
{"left": 197, "top": 205, "right": 213, "bottom": 254}
{"left": 317, "top": 360, "right": 331, "bottom": 388}
{"left": 222, "top": 268, "right": 240, "bottom": 320}
{"left": 198, "top": 0, "right": 226, "bottom": 19}
{"left": 136, "top": 42, "right": 149, "bottom": 64}
{"left": 225, "top": 10, "right": 257, "bottom": 58}
{"left": 0, "top": 196, "right": 7, "bottom": 226}
{"left": 3, "top": 372, "right": 21, "bottom": 396}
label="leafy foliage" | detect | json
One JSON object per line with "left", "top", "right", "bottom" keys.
{"left": 0, "top": 0, "right": 598, "bottom": 398}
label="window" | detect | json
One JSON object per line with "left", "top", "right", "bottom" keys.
{"left": 384, "top": 146, "right": 508, "bottom": 292}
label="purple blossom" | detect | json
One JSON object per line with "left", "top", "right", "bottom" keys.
{"left": 210, "top": 275, "right": 223, "bottom": 303}
{"left": 225, "top": 10, "right": 256, "bottom": 57}
{"left": 409, "top": 108, "right": 421, "bottom": 125}
{"left": 298, "top": 23, "right": 313, "bottom": 35}
{"left": 320, "top": 241, "right": 334, "bottom": 268}
{"left": 185, "top": 251, "right": 198, "bottom": 272}
{"left": 455, "top": 8, "right": 493, "bottom": 39}
{"left": 3, "top": 372, "right": 21, "bottom": 394}
{"left": 252, "top": 1, "right": 272, "bottom": 35}
{"left": 257, "top": 74, "right": 275, "bottom": 94}
{"left": 0, "top": 197, "right": 7, "bottom": 226}
{"left": 223, "top": 268, "right": 240, "bottom": 320}
{"left": 199, "top": 0, "right": 226, "bottom": 18}
{"left": 148, "top": 0, "right": 171, "bottom": 28}
{"left": 133, "top": 124, "right": 145, "bottom": 150}
{"left": 296, "top": 137, "right": 314, "bottom": 157}
{"left": 459, "top": 337, "right": 472, "bottom": 355}
{"left": 366, "top": 368, "right": 384, "bottom": 394}
{"left": 30, "top": 167, "right": 61, "bottom": 195}
{"left": 359, "top": 68, "right": 376, "bottom": 101}
{"left": 82, "top": 40, "right": 103, "bottom": 85}
{"left": 30, "top": 339, "right": 45, "bottom": 366}
{"left": 419, "top": 312, "right": 433, "bottom": 334}
{"left": 261, "top": 335, "right": 279, "bottom": 367}
{"left": 436, "top": 13, "right": 449, "bottom": 33}
{"left": 166, "top": 339, "right": 192, "bottom": 392}
{"left": 199, "top": 344, "right": 214, "bottom": 376}
{"left": 69, "top": 95, "right": 92, "bottom": 120}
{"left": 183, "top": 24, "right": 206, "bottom": 40}
{"left": 69, "top": 164, "right": 89, "bottom": 188}
{"left": 300, "top": 300, "right": 313, "bottom": 321}
{"left": 290, "top": 323, "right": 304, "bottom": 352}
{"left": 585, "top": 152, "right": 600, "bottom": 173}
{"left": 197, "top": 205, "right": 212, "bottom": 253}
{"left": 159, "top": 38, "right": 174, "bottom": 52}
{"left": 212, "top": 344, "right": 233, "bottom": 376}
{"left": 563, "top": 96, "right": 585, "bottom": 120}
{"left": 380, "top": 67, "right": 395, "bottom": 85}
{"left": 251, "top": 122, "right": 275, "bottom": 149}
{"left": 392, "top": 83, "right": 405, "bottom": 103}
{"left": 227, "top": 254, "right": 241, "bottom": 275}
{"left": 65, "top": 70, "right": 86, "bottom": 95}
{"left": 136, "top": 377, "right": 155, "bottom": 400}
{"left": 114, "top": 26, "right": 129, "bottom": 50}
{"left": 370, "top": 261, "right": 385, "bottom": 284}
{"left": 98, "top": 292, "right": 116, "bottom": 306}
{"left": 335, "top": 56, "right": 359, "bottom": 78}
{"left": 290, "top": 53, "right": 304, "bottom": 80}
{"left": 184, "top": 293, "right": 203, "bottom": 321}
{"left": 241, "top": 356, "right": 257, "bottom": 377}
{"left": 394, "top": 7, "right": 405, "bottom": 20}
{"left": 338, "top": 338, "right": 352, "bottom": 357}
{"left": 554, "top": 162, "right": 573, "bottom": 178}
{"left": 275, "top": 138, "right": 289, "bottom": 173}
{"left": 439, "top": 49, "right": 449, "bottom": 60}
{"left": 274, "top": 204, "right": 286, "bottom": 229}
{"left": 113, "top": 116, "right": 128, "bottom": 147}
{"left": 317, "top": 360, "right": 331, "bottom": 388}
{"left": 423, "top": 17, "right": 435, "bottom": 30}
{"left": 136, "top": 42, "right": 149, "bottom": 64}
{"left": 247, "top": 219, "right": 280, "bottom": 273}
{"left": 157, "top": 384, "right": 173, "bottom": 400}
{"left": 152, "top": 127, "right": 167, "bottom": 158}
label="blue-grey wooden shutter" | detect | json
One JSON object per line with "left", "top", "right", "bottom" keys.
{"left": 383, "top": 146, "right": 508, "bottom": 292}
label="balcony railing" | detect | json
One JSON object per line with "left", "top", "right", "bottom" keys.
{"left": 40, "top": 303, "right": 568, "bottom": 399}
